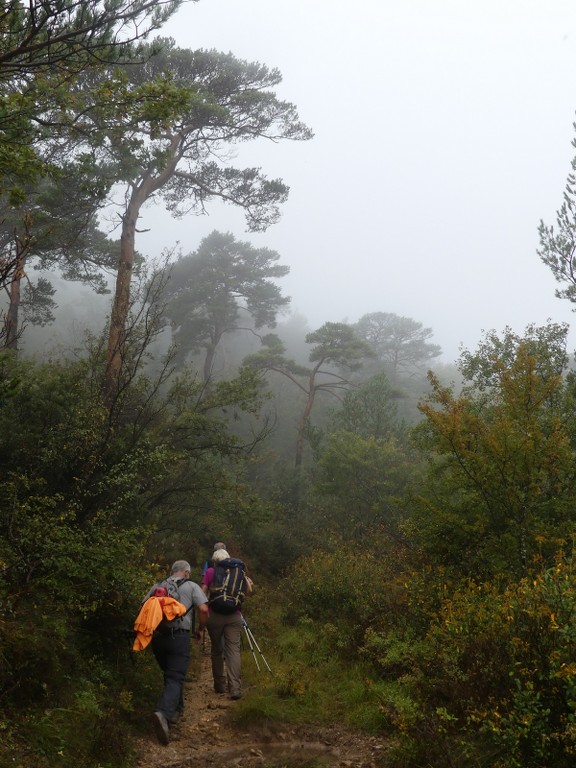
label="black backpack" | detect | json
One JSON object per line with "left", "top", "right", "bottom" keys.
{"left": 209, "top": 558, "right": 248, "bottom": 614}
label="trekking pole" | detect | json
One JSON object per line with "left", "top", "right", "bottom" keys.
{"left": 242, "top": 619, "right": 261, "bottom": 671}
{"left": 241, "top": 614, "right": 272, "bottom": 673}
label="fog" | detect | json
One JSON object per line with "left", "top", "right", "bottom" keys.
{"left": 28, "top": 0, "right": 576, "bottom": 364}
{"left": 126, "top": 0, "right": 576, "bottom": 364}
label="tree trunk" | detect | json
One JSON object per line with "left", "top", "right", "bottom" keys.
{"left": 2, "top": 218, "right": 32, "bottom": 353}
{"left": 3, "top": 246, "right": 29, "bottom": 352}
{"left": 203, "top": 341, "right": 217, "bottom": 382}
{"left": 104, "top": 193, "right": 142, "bottom": 401}
{"left": 203, "top": 328, "right": 226, "bottom": 382}
{"left": 103, "top": 148, "right": 180, "bottom": 403}
{"left": 295, "top": 386, "right": 316, "bottom": 468}
{"left": 4, "top": 266, "right": 22, "bottom": 351}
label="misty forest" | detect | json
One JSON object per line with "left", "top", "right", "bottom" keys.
{"left": 4, "top": 4, "right": 576, "bottom": 768}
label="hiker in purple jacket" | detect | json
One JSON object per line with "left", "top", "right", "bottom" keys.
{"left": 201, "top": 548, "right": 253, "bottom": 700}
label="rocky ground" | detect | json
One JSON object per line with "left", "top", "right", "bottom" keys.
{"left": 133, "top": 638, "right": 391, "bottom": 768}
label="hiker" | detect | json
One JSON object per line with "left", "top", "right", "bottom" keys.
{"left": 142, "top": 560, "right": 208, "bottom": 745}
{"left": 201, "top": 541, "right": 227, "bottom": 577}
{"left": 202, "top": 548, "right": 253, "bottom": 700}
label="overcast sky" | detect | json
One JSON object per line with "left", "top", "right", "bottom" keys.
{"left": 135, "top": 0, "right": 576, "bottom": 363}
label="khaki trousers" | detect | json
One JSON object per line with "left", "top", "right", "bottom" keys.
{"left": 207, "top": 610, "right": 243, "bottom": 697}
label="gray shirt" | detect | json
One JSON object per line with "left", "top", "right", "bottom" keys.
{"left": 143, "top": 577, "right": 208, "bottom": 632}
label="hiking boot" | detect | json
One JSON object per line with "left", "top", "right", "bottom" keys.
{"left": 152, "top": 711, "right": 170, "bottom": 745}
{"left": 169, "top": 710, "right": 182, "bottom": 724}
{"left": 230, "top": 693, "right": 242, "bottom": 700}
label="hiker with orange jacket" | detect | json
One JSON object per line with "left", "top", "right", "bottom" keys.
{"left": 141, "top": 560, "right": 208, "bottom": 745}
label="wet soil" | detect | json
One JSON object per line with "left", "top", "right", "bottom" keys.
{"left": 134, "top": 639, "right": 391, "bottom": 768}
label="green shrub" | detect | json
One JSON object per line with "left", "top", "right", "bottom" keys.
{"left": 283, "top": 544, "right": 411, "bottom": 651}
{"left": 383, "top": 559, "right": 576, "bottom": 767}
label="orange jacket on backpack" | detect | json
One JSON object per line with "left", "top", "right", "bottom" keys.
{"left": 132, "top": 596, "right": 187, "bottom": 652}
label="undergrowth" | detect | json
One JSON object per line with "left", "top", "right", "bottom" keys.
{"left": 0, "top": 632, "right": 166, "bottom": 768}
{"left": 231, "top": 604, "right": 391, "bottom": 736}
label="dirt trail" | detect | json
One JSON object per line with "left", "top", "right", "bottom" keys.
{"left": 133, "top": 639, "right": 390, "bottom": 768}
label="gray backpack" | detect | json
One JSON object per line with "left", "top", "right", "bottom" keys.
{"left": 153, "top": 577, "right": 192, "bottom": 631}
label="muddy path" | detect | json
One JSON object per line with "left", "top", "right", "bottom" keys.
{"left": 133, "top": 639, "right": 391, "bottom": 768}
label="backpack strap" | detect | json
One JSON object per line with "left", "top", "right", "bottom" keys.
{"left": 155, "top": 577, "right": 196, "bottom": 625}
{"left": 173, "top": 577, "right": 196, "bottom": 617}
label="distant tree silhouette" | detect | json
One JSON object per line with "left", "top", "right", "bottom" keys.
{"left": 355, "top": 312, "right": 441, "bottom": 378}
{"left": 244, "top": 322, "right": 373, "bottom": 467}
{"left": 162, "top": 231, "right": 290, "bottom": 380}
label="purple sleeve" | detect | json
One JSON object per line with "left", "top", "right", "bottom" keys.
{"left": 202, "top": 566, "right": 214, "bottom": 589}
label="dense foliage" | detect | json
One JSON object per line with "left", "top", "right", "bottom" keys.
{"left": 0, "top": 345, "right": 272, "bottom": 766}
{"left": 414, "top": 323, "right": 576, "bottom": 579}
{"left": 2, "top": 5, "right": 576, "bottom": 768}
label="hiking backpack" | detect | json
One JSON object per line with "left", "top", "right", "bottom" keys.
{"left": 154, "top": 576, "right": 193, "bottom": 630}
{"left": 208, "top": 558, "right": 248, "bottom": 614}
